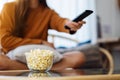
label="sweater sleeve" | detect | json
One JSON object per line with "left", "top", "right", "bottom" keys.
{"left": 0, "top": 3, "right": 42, "bottom": 53}
{"left": 49, "top": 10, "right": 69, "bottom": 33}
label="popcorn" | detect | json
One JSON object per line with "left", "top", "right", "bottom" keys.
{"left": 25, "top": 49, "right": 54, "bottom": 72}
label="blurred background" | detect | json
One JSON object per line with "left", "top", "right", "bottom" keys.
{"left": 0, "top": 0, "right": 120, "bottom": 71}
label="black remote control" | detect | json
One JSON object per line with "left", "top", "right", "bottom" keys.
{"left": 65, "top": 10, "right": 93, "bottom": 34}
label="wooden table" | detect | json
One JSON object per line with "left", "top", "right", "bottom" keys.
{"left": 0, "top": 69, "right": 120, "bottom": 80}
{"left": 0, "top": 74, "right": 120, "bottom": 80}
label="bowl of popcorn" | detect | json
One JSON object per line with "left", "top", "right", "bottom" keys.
{"left": 25, "top": 49, "right": 54, "bottom": 72}
{"left": 28, "top": 72, "right": 51, "bottom": 77}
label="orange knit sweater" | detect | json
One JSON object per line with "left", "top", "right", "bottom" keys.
{"left": 0, "top": 2, "right": 69, "bottom": 53}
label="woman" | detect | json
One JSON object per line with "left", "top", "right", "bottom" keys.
{"left": 0, "top": 0, "right": 86, "bottom": 70}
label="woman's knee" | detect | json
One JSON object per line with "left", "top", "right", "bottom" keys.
{"left": 0, "top": 55, "right": 10, "bottom": 70}
{"left": 63, "top": 51, "right": 86, "bottom": 68}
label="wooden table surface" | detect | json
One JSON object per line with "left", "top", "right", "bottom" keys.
{"left": 0, "top": 70, "right": 120, "bottom": 80}
{"left": 0, "top": 74, "right": 120, "bottom": 80}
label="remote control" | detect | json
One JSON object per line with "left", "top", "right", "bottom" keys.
{"left": 65, "top": 10, "right": 93, "bottom": 34}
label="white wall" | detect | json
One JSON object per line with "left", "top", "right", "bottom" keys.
{"left": 96, "top": 0, "right": 120, "bottom": 38}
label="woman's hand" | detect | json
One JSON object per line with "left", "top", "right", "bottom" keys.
{"left": 65, "top": 20, "right": 86, "bottom": 32}
{"left": 42, "top": 41, "right": 55, "bottom": 48}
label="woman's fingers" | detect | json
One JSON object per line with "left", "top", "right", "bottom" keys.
{"left": 42, "top": 41, "right": 55, "bottom": 48}
{"left": 77, "top": 21, "right": 86, "bottom": 29}
{"left": 69, "top": 22, "right": 79, "bottom": 31}
{"left": 65, "top": 20, "right": 86, "bottom": 31}
{"left": 70, "top": 21, "right": 86, "bottom": 31}
{"left": 78, "top": 21, "right": 86, "bottom": 24}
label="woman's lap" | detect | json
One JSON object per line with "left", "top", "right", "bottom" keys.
{"left": 4, "top": 44, "right": 102, "bottom": 70}
{"left": 6, "top": 44, "right": 63, "bottom": 64}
